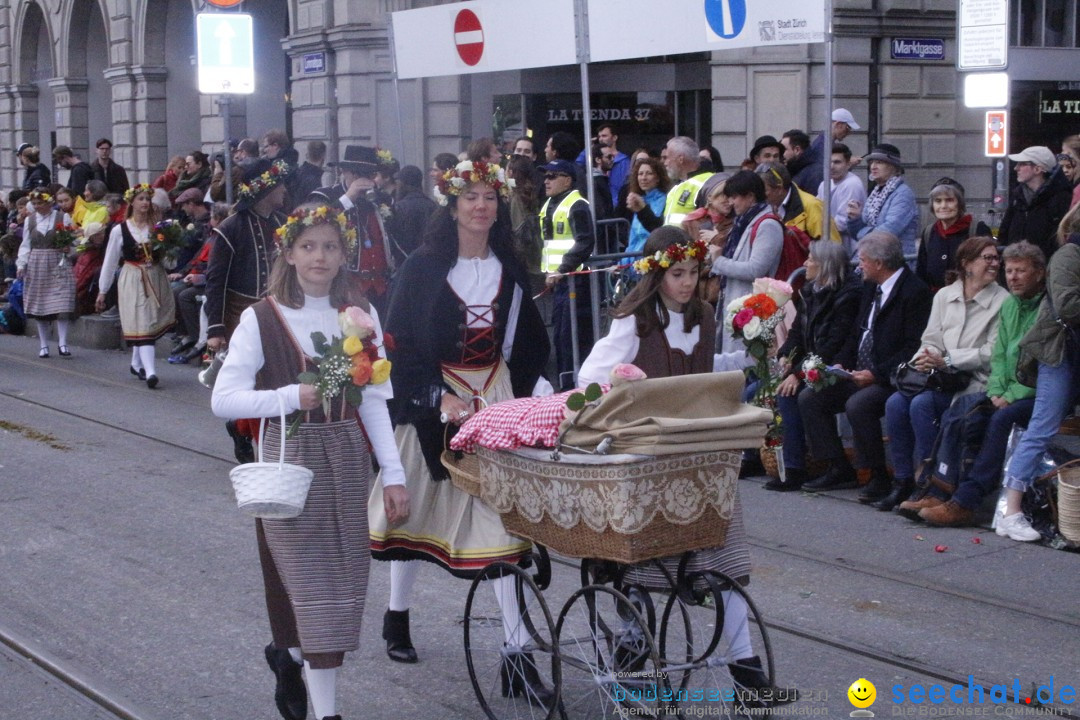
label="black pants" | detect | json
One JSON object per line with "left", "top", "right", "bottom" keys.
{"left": 552, "top": 277, "right": 593, "bottom": 391}
{"left": 798, "top": 380, "right": 893, "bottom": 471}
{"left": 174, "top": 283, "right": 204, "bottom": 340}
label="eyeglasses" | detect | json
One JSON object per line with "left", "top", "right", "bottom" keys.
{"left": 980, "top": 253, "right": 1001, "bottom": 263}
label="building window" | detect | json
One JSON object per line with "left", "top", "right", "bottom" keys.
{"left": 1012, "top": 0, "right": 1078, "bottom": 48}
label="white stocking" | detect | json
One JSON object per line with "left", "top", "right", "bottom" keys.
{"left": 55, "top": 318, "right": 70, "bottom": 348}
{"left": 130, "top": 346, "right": 144, "bottom": 371}
{"left": 492, "top": 574, "right": 530, "bottom": 648}
{"left": 138, "top": 344, "right": 157, "bottom": 378}
{"left": 37, "top": 320, "right": 52, "bottom": 350}
{"left": 721, "top": 590, "right": 754, "bottom": 661}
{"left": 303, "top": 664, "right": 337, "bottom": 719}
{"left": 388, "top": 560, "right": 419, "bottom": 612}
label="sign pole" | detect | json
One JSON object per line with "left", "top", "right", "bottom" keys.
{"left": 821, "top": 0, "right": 833, "bottom": 237}
{"left": 386, "top": 16, "right": 407, "bottom": 162}
{"left": 221, "top": 96, "right": 234, "bottom": 206}
{"left": 572, "top": 0, "right": 595, "bottom": 381}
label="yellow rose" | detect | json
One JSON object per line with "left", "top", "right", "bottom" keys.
{"left": 342, "top": 335, "right": 364, "bottom": 356}
{"left": 371, "top": 358, "right": 392, "bottom": 384}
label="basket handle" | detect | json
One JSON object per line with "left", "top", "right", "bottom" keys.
{"left": 255, "top": 393, "right": 290, "bottom": 468}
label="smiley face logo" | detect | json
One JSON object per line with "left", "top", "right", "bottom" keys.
{"left": 848, "top": 678, "right": 877, "bottom": 709}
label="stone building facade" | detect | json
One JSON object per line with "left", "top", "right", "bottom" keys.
{"left": 1, "top": 0, "right": 1077, "bottom": 226}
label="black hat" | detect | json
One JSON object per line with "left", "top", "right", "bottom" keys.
{"left": 863, "top": 143, "right": 904, "bottom": 170}
{"left": 234, "top": 158, "right": 291, "bottom": 210}
{"left": 329, "top": 145, "right": 379, "bottom": 173}
{"left": 750, "top": 135, "right": 783, "bottom": 160}
{"left": 15, "top": 142, "right": 32, "bottom": 156}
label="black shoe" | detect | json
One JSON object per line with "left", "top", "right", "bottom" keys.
{"left": 146, "top": 375, "right": 159, "bottom": 389}
{"left": 264, "top": 643, "right": 308, "bottom": 720}
{"left": 226, "top": 420, "right": 255, "bottom": 464}
{"left": 130, "top": 365, "right": 146, "bottom": 380}
{"left": 804, "top": 462, "right": 859, "bottom": 491}
{"left": 170, "top": 337, "right": 196, "bottom": 355}
{"left": 382, "top": 609, "right": 418, "bottom": 664}
{"left": 58, "top": 345, "right": 71, "bottom": 357}
{"left": 738, "top": 451, "right": 767, "bottom": 479}
{"left": 764, "top": 468, "right": 809, "bottom": 492}
{"left": 501, "top": 651, "right": 555, "bottom": 708}
{"left": 182, "top": 343, "right": 206, "bottom": 363}
{"left": 872, "top": 477, "right": 915, "bottom": 512}
{"left": 857, "top": 470, "right": 892, "bottom": 504}
{"left": 38, "top": 348, "right": 49, "bottom": 359}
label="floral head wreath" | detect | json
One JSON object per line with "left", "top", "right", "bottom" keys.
{"left": 123, "top": 183, "right": 153, "bottom": 204}
{"left": 275, "top": 205, "right": 359, "bottom": 251}
{"left": 435, "top": 160, "right": 509, "bottom": 207}
{"left": 237, "top": 159, "right": 291, "bottom": 203}
{"left": 375, "top": 147, "right": 395, "bottom": 166}
{"left": 633, "top": 237, "right": 709, "bottom": 275}
{"left": 28, "top": 189, "right": 53, "bottom": 204}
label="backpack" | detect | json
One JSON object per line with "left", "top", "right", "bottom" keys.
{"left": 749, "top": 212, "right": 812, "bottom": 283}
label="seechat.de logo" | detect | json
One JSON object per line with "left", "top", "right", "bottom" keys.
{"left": 704, "top": 0, "right": 747, "bottom": 39}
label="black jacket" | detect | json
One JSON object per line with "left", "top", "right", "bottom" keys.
{"left": 855, "top": 267, "right": 933, "bottom": 385}
{"left": 65, "top": 161, "right": 94, "bottom": 196}
{"left": 293, "top": 162, "right": 325, "bottom": 203}
{"left": 22, "top": 163, "right": 51, "bottom": 191}
{"left": 386, "top": 189, "right": 436, "bottom": 264}
{"left": 999, "top": 170, "right": 1072, "bottom": 262}
{"left": 92, "top": 160, "right": 129, "bottom": 194}
{"left": 779, "top": 272, "right": 863, "bottom": 370}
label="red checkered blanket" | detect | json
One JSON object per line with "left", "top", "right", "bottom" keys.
{"left": 449, "top": 387, "right": 610, "bottom": 453}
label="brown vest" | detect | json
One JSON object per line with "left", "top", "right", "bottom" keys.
{"left": 631, "top": 307, "right": 717, "bottom": 379}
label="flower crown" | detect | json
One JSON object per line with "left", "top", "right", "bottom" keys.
{"left": 435, "top": 161, "right": 509, "bottom": 206}
{"left": 237, "top": 160, "right": 291, "bottom": 203}
{"left": 275, "top": 205, "right": 359, "bottom": 250}
{"left": 123, "top": 183, "right": 153, "bottom": 203}
{"left": 633, "top": 238, "right": 709, "bottom": 275}
{"left": 28, "top": 189, "right": 53, "bottom": 204}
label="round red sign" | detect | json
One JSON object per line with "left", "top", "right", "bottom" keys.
{"left": 453, "top": 9, "right": 484, "bottom": 66}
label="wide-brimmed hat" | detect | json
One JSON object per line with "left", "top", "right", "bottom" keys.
{"left": 863, "top": 143, "right": 904, "bottom": 170}
{"left": 235, "top": 158, "right": 291, "bottom": 210}
{"left": 750, "top": 135, "right": 784, "bottom": 160}
{"left": 1008, "top": 146, "right": 1056, "bottom": 173}
{"left": 329, "top": 145, "right": 379, "bottom": 174}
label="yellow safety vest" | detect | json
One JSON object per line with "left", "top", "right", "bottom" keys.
{"left": 663, "top": 172, "right": 713, "bottom": 226}
{"left": 538, "top": 190, "right": 586, "bottom": 273}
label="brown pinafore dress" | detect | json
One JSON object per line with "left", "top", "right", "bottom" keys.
{"left": 251, "top": 298, "right": 372, "bottom": 669}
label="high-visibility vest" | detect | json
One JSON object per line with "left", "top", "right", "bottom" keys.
{"left": 538, "top": 190, "right": 586, "bottom": 273}
{"left": 663, "top": 172, "right": 713, "bottom": 226}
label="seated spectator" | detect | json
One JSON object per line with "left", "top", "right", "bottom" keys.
{"left": 168, "top": 201, "right": 229, "bottom": 365}
{"left": 757, "top": 162, "right": 839, "bottom": 243}
{"left": 81, "top": 180, "right": 110, "bottom": 227}
{"left": 169, "top": 151, "right": 212, "bottom": 203}
{"left": 846, "top": 144, "right": 918, "bottom": 259}
{"left": 53, "top": 186, "right": 85, "bottom": 228}
{"left": 877, "top": 236, "right": 1008, "bottom": 509}
{"left": 916, "top": 178, "right": 978, "bottom": 292}
{"left": 996, "top": 204, "right": 1080, "bottom": 542}
{"left": 800, "top": 231, "right": 932, "bottom": 494}
{"left": 73, "top": 221, "right": 108, "bottom": 316}
{"left": 913, "top": 241, "right": 1046, "bottom": 526}
{"left": 152, "top": 155, "right": 186, "bottom": 193}
{"left": 769, "top": 240, "right": 863, "bottom": 491}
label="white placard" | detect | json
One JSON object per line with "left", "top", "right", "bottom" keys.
{"left": 587, "top": 0, "right": 825, "bottom": 63}
{"left": 196, "top": 13, "right": 255, "bottom": 94}
{"left": 392, "top": 0, "right": 578, "bottom": 80}
{"left": 957, "top": 0, "right": 1008, "bottom": 70}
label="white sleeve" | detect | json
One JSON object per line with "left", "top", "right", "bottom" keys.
{"left": 532, "top": 376, "right": 555, "bottom": 396}
{"left": 714, "top": 350, "right": 753, "bottom": 372}
{"left": 97, "top": 225, "right": 124, "bottom": 294}
{"left": 357, "top": 399, "right": 405, "bottom": 487}
{"left": 211, "top": 306, "right": 303, "bottom": 419}
{"left": 338, "top": 194, "right": 354, "bottom": 211}
{"left": 576, "top": 315, "right": 640, "bottom": 387}
{"left": 16, "top": 218, "right": 32, "bottom": 270}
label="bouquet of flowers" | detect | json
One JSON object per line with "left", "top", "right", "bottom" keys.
{"left": 151, "top": 219, "right": 186, "bottom": 262}
{"left": 290, "top": 305, "right": 391, "bottom": 435}
{"left": 52, "top": 223, "right": 80, "bottom": 251}
{"left": 798, "top": 353, "right": 839, "bottom": 392}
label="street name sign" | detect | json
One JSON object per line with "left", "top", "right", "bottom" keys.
{"left": 891, "top": 38, "right": 946, "bottom": 60}
{"left": 196, "top": 13, "right": 255, "bottom": 94}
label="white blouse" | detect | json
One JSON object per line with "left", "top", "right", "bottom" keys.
{"left": 97, "top": 220, "right": 152, "bottom": 295}
{"left": 16, "top": 210, "right": 73, "bottom": 270}
{"left": 211, "top": 294, "right": 405, "bottom": 487}
{"left": 577, "top": 313, "right": 700, "bottom": 387}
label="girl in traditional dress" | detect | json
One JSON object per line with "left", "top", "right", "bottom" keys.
{"left": 577, "top": 225, "right": 771, "bottom": 694}
{"left": 212, "top": 203, "right": 409, "bottom": 720}
{"left": 368, "top": 160, "right": 553, "bottom": 705}
{"left": 16, "top": 188, "right": 75, "bottom": 357}
{"left": 95, "top": 184, "right": 176, "bottom": 387}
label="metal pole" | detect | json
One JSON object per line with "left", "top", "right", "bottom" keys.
{"left": 222, "top": 96, "right": 234, "bottom": 206}
{"left": 387, "top": 16, "right": 406, "bottom": 162}
{"left": 821, "top": 0, "right": 834, "bottom": 238}
{"left": 571, "top": 0, "right": 594, "bottom": 383}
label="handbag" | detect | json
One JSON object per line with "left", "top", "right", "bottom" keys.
{"left": 891, "top": 361, "right": 971, "bottom": 398}
{"left": 229, "top": 394, "right": 314, "bottom": 519}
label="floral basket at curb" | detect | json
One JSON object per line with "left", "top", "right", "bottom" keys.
{"left": 760, "top": 445, "right": 781, "bottom": 479}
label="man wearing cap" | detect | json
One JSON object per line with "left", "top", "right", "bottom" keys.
{"left": 15, "top": 144, "right": 50, "bottom": 191}
{"left": 999, "top": 145, "right": 1073, "bottom": 261}
{"left": 847, "top": 143, "right": 918, "bottom": 260}
{"left": 804, "top": 109, "right": 860, "bottom": 180}
{"left": 663, "top": 136, "right": 713, "bottom": 226}
{"left": 91, "top": 138, "right": 129, "bottom": 194}
{"left": 309, "top": 145, "right": 395, "bottom": 315}
{"left": 539, "top": 158, "right": 595, "bottom": 390}
{"left": 748, "top": 135, "right": 784, "bottom": 168}
{"left": 168, "top": 188, "right": 215, "bottom": 361}
{"left": 52, "top": 146, "right": 93, "bottom": 197}
{"left": 205, "top": 158, "right": 290, "bottom": 354}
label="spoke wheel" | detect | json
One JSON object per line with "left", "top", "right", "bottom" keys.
{"left": 464, "top": 562, "right": 560, "bottom": 720}
{"left": 555, "top": 584, "right": 672, "bottom": 719}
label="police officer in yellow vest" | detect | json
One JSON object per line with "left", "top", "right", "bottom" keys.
{"left": 662, "top": 136, "right": 714, "bottom": 226}
{"left": 538, "top": 159, "right": 595, "bottom": 390}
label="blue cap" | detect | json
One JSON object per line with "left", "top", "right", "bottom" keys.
{"left": 539, "top": 159, "right": 576, "bottom": 177}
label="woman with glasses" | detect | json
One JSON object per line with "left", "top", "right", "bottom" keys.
{"left": 874, "top": 236, "right": 1009, "bottom": 510}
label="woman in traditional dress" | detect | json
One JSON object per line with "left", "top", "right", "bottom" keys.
{"left": 16, "top": 188, "right": 75, "bottom": 357}
{"left": 213, "top": 203, "right": 409, "bottom": 720}
{"left": 577, "top": 225, "right": 771, "bottom": 694}
{"left": 95, "top": 183, "right": 176, "bottom": 387}
{"left": 368, "top": 159, "right": 553, "bottom": 704}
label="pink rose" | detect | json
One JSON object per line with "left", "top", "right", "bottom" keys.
{"left": 610, "top": 363, "right": 647, "bottom": 386}
{"left": 733, "top": 308, "right": 754, "bottom": 330}
{"left": 806, "top": 368, "right": 820, "bottom": 382}
{"left": 752, "top": 277, "right": 794, "bottom": 307}
{"left": 339, "top": 305, "right": 375, "bottom": 339}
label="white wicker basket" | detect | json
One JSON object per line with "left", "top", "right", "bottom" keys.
{"left": 229, "top": 395, "right": 314, "bottom": 519}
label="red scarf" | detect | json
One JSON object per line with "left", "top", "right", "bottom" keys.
{"left": 935, "top": 213, "right": 972, "bottom": 237}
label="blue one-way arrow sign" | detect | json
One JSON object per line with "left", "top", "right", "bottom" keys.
{"left": 196, "top": 13, "right": 255, "bottom": 94}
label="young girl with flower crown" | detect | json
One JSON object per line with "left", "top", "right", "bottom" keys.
{"left": 16, "top": 188, "right": 75, "bottom": 357}
{"left": 577, "top": 225, "right": 772, "bottom": 697}
{"left": 211, "top": 202, "right": 409, "bottom": 720}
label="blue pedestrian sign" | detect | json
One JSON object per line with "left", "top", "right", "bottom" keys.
{"left": 704, "top": 0, "right": 747, "bottom": 40}
{"left": 196, "top": 13, "right": 255, "bottom": 94}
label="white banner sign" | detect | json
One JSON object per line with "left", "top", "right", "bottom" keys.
{"left": 392, "top": 0, "right": 578, "bottom": 80}
{"left": 587, "top": 0, "right": 825, "bottom": 63}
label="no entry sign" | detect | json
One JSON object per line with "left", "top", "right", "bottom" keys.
{"left": 454, "top": 10, "right": 484, "bottom": 66}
